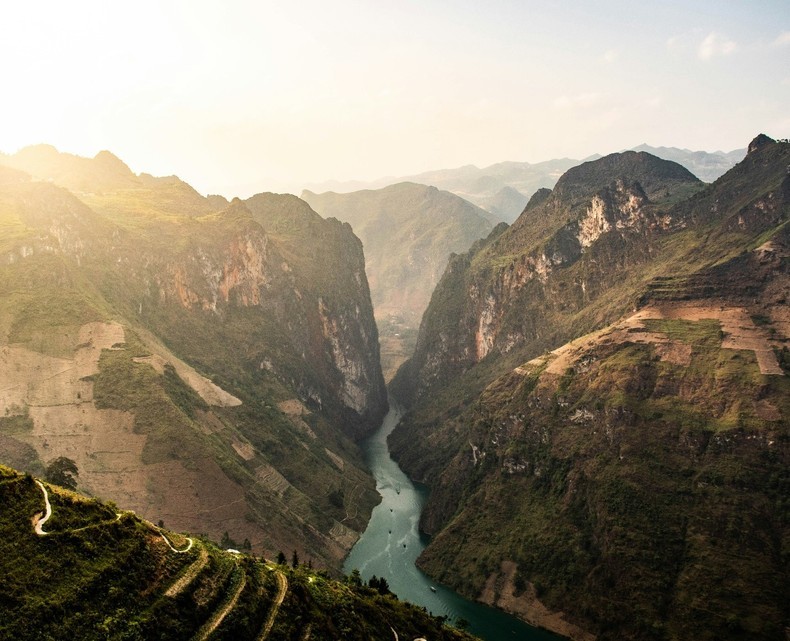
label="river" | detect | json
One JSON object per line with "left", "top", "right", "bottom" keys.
{"left": 343, "top": 405, "right": 563, "bottom": 641}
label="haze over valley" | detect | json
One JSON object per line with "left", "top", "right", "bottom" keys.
{"left": 1, "top": 2, "right": 788, "bottom": 640}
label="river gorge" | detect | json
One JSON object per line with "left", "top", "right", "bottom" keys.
{"left": 344, "top": 405, "right": 562, "bottom": 641}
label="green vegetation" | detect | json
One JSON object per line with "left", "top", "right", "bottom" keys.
{"left": 390, "top": 139, "right": 790, "bottom": 640}
{"left": 414, "top": 320, "right": 789, "bottom": 640}
{"left": 0, "top": 464, "right": 477, "bottom": 640}
{"left": 0, "top": 146, "right": 386, "bottom": 573}
{"left": 44, "top": 457, "right": 79, "bottom": 490}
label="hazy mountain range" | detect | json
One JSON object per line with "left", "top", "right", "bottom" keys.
{"left": 304, "top": 145, "right": 745, "bottom": 223}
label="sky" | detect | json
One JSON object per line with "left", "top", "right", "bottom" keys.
{"left": 1, "top": 0, "right": 788, "bottom": 197}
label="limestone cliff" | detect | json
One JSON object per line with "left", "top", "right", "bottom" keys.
{"left": 302, "top": 182, "right": 496, "bottom": 380}
{"left": 389, "top": 137, "right": 790, "bottom": 640}
{"left": 391, "top": 151, "right": 702, "bottom": 408}
{"left": 0, "top": 147, "right": 386, "bottom": 570}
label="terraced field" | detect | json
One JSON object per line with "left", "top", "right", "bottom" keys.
{"left": 0, "top": 464, "right": 476, "bottom": 641}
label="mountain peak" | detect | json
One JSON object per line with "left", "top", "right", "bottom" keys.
{"left": 747, "top": 133, "right": 775, "bottom": 155}
{"left": 552, "top": 150, "right": 701, "bottom": 205}
{"left": 524, "top": 186, "right": 551, "bottom": 211}
{"left": 93, "top": 149, "right": 133, "bottom": 173}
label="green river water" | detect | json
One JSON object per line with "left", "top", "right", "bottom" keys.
{"left": 343, "top": 405, "right": 563, "bottom": 641}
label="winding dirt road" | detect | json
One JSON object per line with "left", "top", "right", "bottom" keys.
{"left": 159, "top": 530, "right": 194, "bottom": 553}
{"left": 256, "top": 568, "right": 288, "bottom": 641}
{"left": 165, "top": 547, "right": 210, "bottom": 598}
{"left": 33, "top": 480, "right": 52, "bottom": 535}
{"left": 192, "top": 566, "right": 247, "bottom": 641}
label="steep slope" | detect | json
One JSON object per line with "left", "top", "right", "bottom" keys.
{"left": 391, "top": 151, "right": 704, "bottom": 408}
{"left": 389, "top": 137, "right": 789, "bottom": 639}
{"left": 0, "top": 147, "right": 386, "bottom": 570}
{"left": 0, "top": 464, "right": 477, "bottom": 641}
{"left": 302, "top": 182, "right": 496, "bottom": 380}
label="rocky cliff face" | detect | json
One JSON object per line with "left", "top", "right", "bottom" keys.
{"left": 0, "top": 147, "right": 386, "bottom": 570}
{"left": 113, "top": 194, "right": 388, "bottom": 439}
{"left": 302, "top": 181, "right": 496, "bottom": 380}
{"left": 391, "top": 152, "right": 702, "bottom": 408}
{"left": 389, "top": 137, "right": 790, "bottom": 640}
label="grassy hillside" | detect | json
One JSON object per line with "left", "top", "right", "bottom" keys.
{"left": 388, "top": 136, "right": 789, "bottom": 640}
{"left": 0, "top": 464, "right": 477, "bottom": 641}
{"left": 416, "top": 304, "right": 789, "bottom": 640}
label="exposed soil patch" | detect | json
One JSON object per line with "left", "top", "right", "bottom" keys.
{"left": 323, "top": 448, "right": 345, "bottom": 470}
{"left": 480, "top": 560, "right": 596, "bottom": 641}
{"left": 277, "top": 399, "right": 316, "bottom": 439}
{"left": 520, "top": 302, "right": 784, "bottom": 378}
{"left": 328, "top": 520, "right": 358, "bottom": 548}
{"left": 132, "top": 346, "right": 241, "bottom": 407}
{"left": 231, "top": 439, "right": 256, "bottom": 461}
{"left": 632, "top": 303, "right": 783, "bottom": 375}
{"left": 255, "top": 463, "right": 291, "bottom": 498}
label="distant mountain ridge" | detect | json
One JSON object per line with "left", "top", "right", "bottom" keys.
{"left": 303, "top": 145, "right": 745, "bottom": 222}
{"left": 631, "top": 143, "right": 745, "bottom": 182}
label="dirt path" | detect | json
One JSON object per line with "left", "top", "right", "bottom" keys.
{"left": 159, "top": 530, "right": 194, "bottom": 553}
{"left": 192, "top": 565, "right": 247, "bottom": 641}
{"left": 165, "top": 546, "right": 210, "bottom": 597}
{"left": 33, "top": 480, "right": 53, "bottom": 535}
{"left": 256, "top": 568, "right": 288, "bottom": 641}
{"left": 340, "top": 483, "right": 361, "bottom": 524}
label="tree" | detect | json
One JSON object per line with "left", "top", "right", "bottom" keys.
{"left": 221, "top": 531, "right": 237, "bottom": 549}
{"left": 276, "top": 551, "right": 287, "bottom": 565}
{"left": 291, "top": 550, "right": 299, "bottom": 568}
{"left": 347, "top": 569, "right": 363, "bottom": 587}
{"left": 45, "top": 457, "right": 78, "bottom": 490}
{"left": 376, "top": 575, "right": 390, "bottom": 595}
{"left": 328, "top": 487, "right": 344, "bottom": 508}
{"left": 368, "top": 575, "right": 391, "bottom": 595}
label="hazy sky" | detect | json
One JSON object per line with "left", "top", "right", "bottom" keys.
{"left": 1, "top": 1, "right": 788, "bottom": 196}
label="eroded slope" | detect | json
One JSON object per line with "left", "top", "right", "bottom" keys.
{"left": 0, "top": 147, "right": 386, "bottom": 570}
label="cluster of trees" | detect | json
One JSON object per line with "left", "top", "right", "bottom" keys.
{"left": 276, "top": 550, "right": 314, "bottom": 570}
{"left": 220, "top": 531, "right": 251, "bottom": 551}
{"left": 44, "top": 457, "right": 78, "bottom": 490}
{"left": 345, "top": 569, "right": 391, "bottom": 595}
